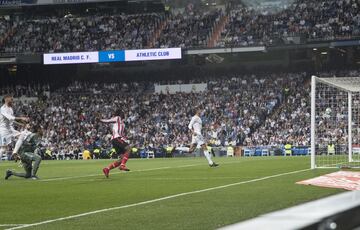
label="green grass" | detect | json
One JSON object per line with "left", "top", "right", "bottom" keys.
{"left": 0, "top": 157, "right": 344, "bottom": 230}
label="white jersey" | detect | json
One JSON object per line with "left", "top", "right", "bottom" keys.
{"left": 0, "top": 104, "right": 16, "bottom": 133}
{"left": 0, "top": 104, "right": 19, "bottom": 146}
{"left": 188, "top": 115, "right": 202, "bottom": 135}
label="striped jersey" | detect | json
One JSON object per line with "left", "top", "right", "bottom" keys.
{"left": 101, "top": 116, "right": 126, "bottom": 140}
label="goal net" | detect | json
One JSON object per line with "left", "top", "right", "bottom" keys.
{"left": 311, "top": 76, "right": 360, "bottom": 169}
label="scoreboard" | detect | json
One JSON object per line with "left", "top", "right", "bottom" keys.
{"left": 43, "top": 48, "right": 182, "bottom": 65}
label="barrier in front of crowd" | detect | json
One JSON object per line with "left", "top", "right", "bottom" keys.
{"left": 1, "top": 145, "right": 313, "bottom": 162}
{"left": 138, "top": 146, "right": 311, "bottom": 158}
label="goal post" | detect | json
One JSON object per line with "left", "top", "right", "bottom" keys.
{"left": 311, "top": 75, "right": 360, "bottom": 169}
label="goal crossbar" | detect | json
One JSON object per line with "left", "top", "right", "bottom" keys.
{"left": 316, "top": 77, "right": 360, "bottom": 93}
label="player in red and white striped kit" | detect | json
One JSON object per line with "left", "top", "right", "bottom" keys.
{"left": 101, "top": 109, "right": 130, "bottom": 178}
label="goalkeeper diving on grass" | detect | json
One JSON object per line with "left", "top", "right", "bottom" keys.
{"left": 5, "top": 124, "right": 42, "bottom": 180}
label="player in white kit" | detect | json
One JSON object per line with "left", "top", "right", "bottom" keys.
{"left": 0, "top": 95, "right": 29, "bottom": 161}
{"left": 188, "top": 107, "right": 219, "bottom": 167}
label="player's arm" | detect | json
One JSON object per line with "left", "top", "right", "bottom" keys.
{"left": 100, "top": 117, "right": 118, "bottom": 123}
{"left": 13, "top": 120, "right": 27, "bottom": 128}
{"left": 12, "top": 131, "right": 27, "bottom": 155}
{"left": 11, "top": 131, "right": 26, "bottom": 161}
{"left": 0, "top": 108, "right": 29, "bottom": 123}
{"left": 188, "top": 117, "right": 196, "bottom": 135}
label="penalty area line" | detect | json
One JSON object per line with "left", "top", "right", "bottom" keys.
{"left": 6, "top": 168, "right": 311, "bottom": 230}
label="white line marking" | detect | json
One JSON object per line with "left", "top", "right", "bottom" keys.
{"left": 40, "top": 160, "right": 248, "bottom": 182}
{"left": 116, "top": 177, "right": 246, "bottom": 181}
{"left": 6, "top": 168, "right": 311, "bottom": 230}
{"left": 75, "top": 176, "right": 246, "bottom": 183}
{"left": 40, "top": 164, "right": 202, "bottom": 182}
{"left": 41, "top": 161, "right": 245, "bottom": 182}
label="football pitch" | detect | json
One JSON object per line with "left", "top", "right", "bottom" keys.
{"left": 0, "top": 157, "right": 344, "bottom": 230}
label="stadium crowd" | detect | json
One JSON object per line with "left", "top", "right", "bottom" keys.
{"left": 1, "top": 13, "right": 162, "bottom": 53}
{"left": 248, "top": 73, "right": 310, "bottom": 147}
{"left": 219, "top": 0, "right": 360, "bottom": 47}
{"left": 0, "top": 84, "right": 49, "bottom": 98}
{"left": 155, "top": 8, "right": 223, "bottom": 48}
{"left": 4, "top": 69, "right": 360, "bottom": 158}
{"left": 1, "top": 71, "right": 312, "bottom": 158}
{"left": 0, "top": 0, "right": 359, "bottom": 52}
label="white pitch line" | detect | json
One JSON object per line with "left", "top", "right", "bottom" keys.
{"left": 41, "top": 161, "right": 244, "bottom": 182}
{"left": 6, "top": 168, "right": 311, "bottom": 230}
{"left": 40, "top": 163, "right": 202, "bottom": 182}
{"left": 112, "top": 176, "right": 247, "bottom": 181}
{"left": 75, "top": 176, "right": 247, "bottom": 183}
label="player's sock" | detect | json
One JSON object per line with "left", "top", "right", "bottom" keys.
{"left": 120, "top": 153, "right": 129, "bottom": 167}
{"left": 107, "top": 161, "right": 121, "bottom": 170}
{"left": 0, "top": 148, "right": 5, "bottom": 161}
{"left": 119, "top": 153, "right": 130, "bottom": 171}
{"left": 175, "top": 147, "right": 190, "bottom": 152}
{"left": 202, "top": 150, "right": 214, "bottom": 165}
{"left": 102, "top": 168, "right": 110, "bottom": 178}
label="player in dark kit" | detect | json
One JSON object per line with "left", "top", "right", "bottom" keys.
{"left": 101, "top": 109, "right": 131, "bottom": 178}
{"left": 5, "top": 124, "right": 42, "bottom": 180}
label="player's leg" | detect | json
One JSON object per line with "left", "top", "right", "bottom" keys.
{"left": 26, "top": 152, "right": 41, "bottom": 179}
{"left": 189, "top": 135, "right": 197, "bottom": 153}
{"left": 0, "top": 146, "right": 6, "bottom": 162}
{"left": 0, "top": 133, "right": 11, "bottom": 162}
{"left": 196, "top": 134, "right": 212, "bottom": 164}
{"left": 188, "top": 144, "right": 195, "bottom": 153}
{"left": 201, "top": 144, "right": 219, "bottom": 167}
{"left": 200, "top": 143, "right": 213, "bottom": 165}
{"left": 0, "top": 136, "right": 4, "bottom": 161}
{"left": 102, "top": 139, "right": 123, "bottom": 178}
{"left": 6, "top": 159, "right": 32, "bottom": 179}
{"left": 119, "top": 145, "right": 130, "bottom": 171}
{"left": 198, "top": 135, "right": 218, "bottom": 167}
{"left": 103, "top": 158, "right": 121, "bottom": 178}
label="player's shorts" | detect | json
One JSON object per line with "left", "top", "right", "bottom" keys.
{"left": 0, "top": 130, "right": 20, "bottom": 146}
{"left": 111, "top": 137, "right": 129, "bottom": 155}
{"left": 191, "top": 134, "right": 205, "bottom": 147}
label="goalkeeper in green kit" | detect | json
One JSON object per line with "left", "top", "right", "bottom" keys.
{"left": 5, "top": 124, "right": 42, "bottom": 180}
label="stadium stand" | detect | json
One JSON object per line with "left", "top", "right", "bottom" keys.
{"left": 0, "top": 0, "right": 359, "bottom": 52}
{"left": 218, "top": 0, "right": 360, "bottom": 47}
{"left": 3, "top": 69, "right": 359, "bottom": 159}
{"left": 0, "top": 13, "right": 163, "bottom": 53}
{"left": 1, "top": 71, "right": 312, "bottom": 159}
{"left": 251, "top": 72, "right": 310, "bottom": 147}
{"left": 1, "top": 1, "right": 360, "bottom": 229}
{"left": 0, "top": 0, "right": 359, "bottom": 158}
{"left": 155, "top": 8, "right": 223, "bottom": 48}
